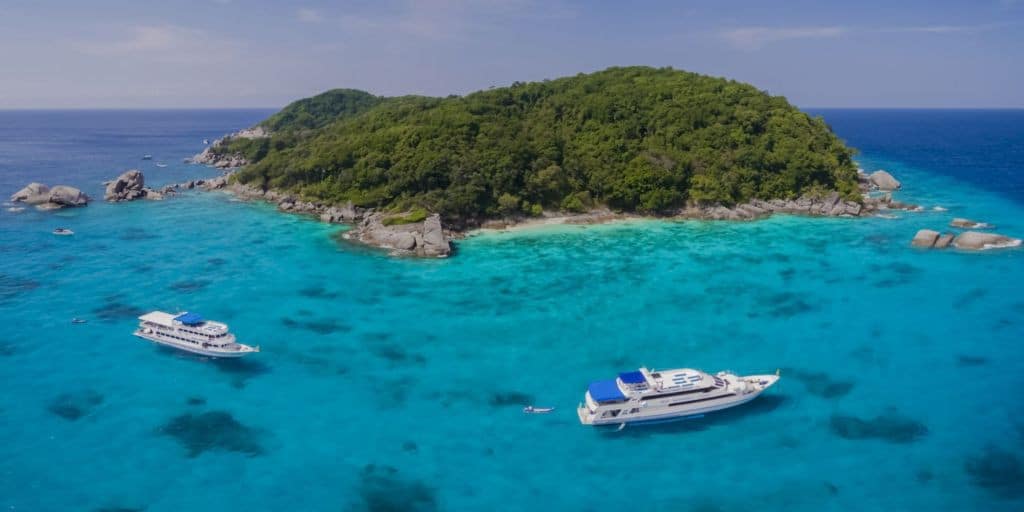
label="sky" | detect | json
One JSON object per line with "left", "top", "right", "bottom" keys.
{"left": 1, "top": 0, "right": 1022, "bottom": 109}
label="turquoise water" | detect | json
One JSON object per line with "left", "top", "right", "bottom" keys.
{"left": 1, "top": 110, "right": 1022, "bottom": 511}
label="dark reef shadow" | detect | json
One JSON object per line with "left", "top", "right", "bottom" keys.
{"left": 782, "top": 367, "right": 855, "bottom": 398}
{"left": 488, "top": 391, "right": 534, "bottom": 407}
{"left": 964, "top": 446, "right": 1024, "bottom": 498}
{"left": 956, "top": 354, "right": 989, "bottom": 367}
{"left": 168, "top": 279, "right": 212, "bottom": 292}
{"left": 829, "top": 412, "right": 927, "bottom": 443}
{"left": 157, "top": 410, "right": 265, "bottom": 458}
{"left": 0, "top": 273, "right": 40, "bottom": 303}
{"left": 48, "top": 390, "right": 104, "bottom": 421}
{"left": 117, "top": 227, "right": 159, "bottom": 241}
{"left": 598, "top": 394, "right": 786, "bottom": 439}
{"left": 281, "top": 316, "right": 352, "bottom": 335}
{"left": 355, "top": 464, "right": 438, "bottom": 512}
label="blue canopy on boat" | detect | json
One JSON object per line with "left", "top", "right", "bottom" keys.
{"left": 588, "top": 380, "right": 626, "bottom": 403}
{"left": 174, "top": 312, "right": 204, "bottom": 326}
{"left": 618, "top": 371, "right": 646, "bottom": 384}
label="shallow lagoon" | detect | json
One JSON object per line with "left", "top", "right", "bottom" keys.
{"left": 0, "top": 110, "right": 1022, "bottom": 511}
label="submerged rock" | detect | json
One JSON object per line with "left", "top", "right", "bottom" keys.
{"left": 953, "top": 231, "right": 1022, "bottom": 250}
{"left": 869, "top": 170, "right": 901, "bottom": 191}
{"left": 357, "top": 464, "right": 438, "bottom": 512}
{"left": 830, "top": 413, "right": 927, "bottom": 443}
{"left": 964, "top": 446, "right": 1024, "bottom": 498}
{"left": 159, "top": 410, "right": 264, "bottom": 457}
{"left": 48, "top": 390, "right": 104, "bottom": 421}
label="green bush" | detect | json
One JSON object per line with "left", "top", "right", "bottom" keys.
{"left": 382, "top": 207, "right": 428, "bottom": 226}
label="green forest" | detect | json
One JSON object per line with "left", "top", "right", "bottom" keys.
{"left": 220, "top": 66, "right": 859, "bottom": 220}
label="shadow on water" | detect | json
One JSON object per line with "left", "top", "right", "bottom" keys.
{"left": 152, "top": 346, "right": 270, "bottom": 387}
{"left": 598, "top": 394, "right": 787, "bottom": 439}
{"left": 93, "top": 296, "right": 146, "bottom": 322}
{"left": 168, "top": 279, "right": 212, "bottom": 292}
{"left": 281, "top": 316, "right": 352, "bottom": 335}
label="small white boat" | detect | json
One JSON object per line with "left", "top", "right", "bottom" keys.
{"left": 203, "top": 139, "right": 210, "bottom": 145}
{"left": 523, "top": 406, "right": 555, "bottom": 414}
{"left": 135, "top": 311, "right": 259, "bottom": 358}
{"left": 52, "top": 228, "right": 74, "bottom": 236}
{"left": 71, "top": 318, "right": 87, "bottom": 324}
{"left": 578, "top": 367, "right": 779, "bottom": 427}
{"left": 155, "top": 163, "right": 168, "bottom": 168}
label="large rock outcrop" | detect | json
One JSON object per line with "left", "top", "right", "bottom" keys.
{"left": 104, "top": 170, "right": 173, "bottom": 201}
{"left": 9, "top": 182, "right": 89, "bottom": 210}
{"left": 10, "top": 183, "right": 50, "bottom": 203}
{"left": 347, "top": 212, "right": 452, "bottom": 257}
{"left": 104, "top": 169, "right": 146, "bottom": 201}
{"left": 952, "top": 231, "right": 1022, "bottom": 250}
{"left": 911, "top": 229, "right": 941, "bottom": 248}
{"left": 911, "top": 229, "right": 1020, "bottom": 251}
{"left": 869, "top": 170, "right": 901, "bottom": 191}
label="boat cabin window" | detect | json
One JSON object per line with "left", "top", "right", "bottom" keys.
{"left": 600, "top": 409, "right": 621, "bottom": 418}
{"left": 629, "top": 408, "right": 639, "bottom": 414}
{"left": 644, "top": 386, "right": 714, "bottom": 400}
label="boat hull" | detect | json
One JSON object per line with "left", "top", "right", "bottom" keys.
{"left": 133, "top": 331, "right": 253, "bottom": 358}
{"left": 578, "top": 389, "right": 765, "bottom": 426}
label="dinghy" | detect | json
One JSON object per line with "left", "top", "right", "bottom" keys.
{"left": 523, "top": 406, "right": 555, "bottom": 414}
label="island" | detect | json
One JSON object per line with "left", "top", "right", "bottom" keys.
{"left": 194, "top": 66, "right": 890, "bottom": 256}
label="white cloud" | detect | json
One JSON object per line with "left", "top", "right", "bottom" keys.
{"left": 76, "top": 25, "right": 238, "bottom": 63}
{"left": 720, "top": 23, "right": 1010, "bottom": 50}
{"left": 720, "top": 26, "right": 847, "bottom": 50}
{"left": 297, "top": 8, "right": 324, "bottom": 23}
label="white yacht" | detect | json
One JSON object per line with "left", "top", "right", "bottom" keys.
{"left": 134, "top": 311, "right": 258, "bottom": 358}
{"left": 577, "top": 367, "right": 779, "bottom": 426}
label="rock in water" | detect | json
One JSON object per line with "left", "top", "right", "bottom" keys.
{"left": 10, "top": 182, "right": 49, "bottom": 203}
{"left": 104, "top": 170, "right": 145, "bottom": 201}
{"left": 47, "top": 186, "right": 89, "bottom": 207}
{"left": 421, "top": 214, "right": 451, "bottom": 257}
{"left": 953, "top": 231, "right": 1022, "bottom": 250}
{"left": 933, "top": 233, "right": 954, "bottom": 249}
{"left": 950, "top": 218, "right": 993, "bottom": 229}
{"left": 911, "top": 229, "right": 940, "bottom": 248}
{"left": 869, "top": 170, "right": 901, "bottom": 191}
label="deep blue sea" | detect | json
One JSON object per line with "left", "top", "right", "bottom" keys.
{"left": 1, "top": 109, "right": 1022, "bottom": 511}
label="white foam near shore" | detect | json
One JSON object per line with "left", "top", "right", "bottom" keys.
{"left": 980, "top": 239, "right": 1022, "bottom": 250}
{"left": 933, "top": 206, "right": 948, "bottom": 211}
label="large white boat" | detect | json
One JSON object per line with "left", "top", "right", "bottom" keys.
{"left": 134, "top": 311, "right": 258, "bottom": 358}
{"left": 577, "top": 367, "right": 778, "bottom": 426}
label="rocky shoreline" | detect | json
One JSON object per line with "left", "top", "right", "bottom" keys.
{"left": 10, "top": 139, "right": 1019, "bottom": 257}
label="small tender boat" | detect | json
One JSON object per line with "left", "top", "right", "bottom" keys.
{"left": 135, "top": 311, "right": 259, "bottom": 358}
{"left": 52, "top": 228, "right": 74, "bottom": 236}
{"left": 142, "top": 154, "right": 153, "bottom": 160}
{"left": 577, "top": 367, "right": 779, "bottom": 426}
{"left": 203, "top": 139, "right": 210, "bottom": 145}
{"left": 523, "top": 406, "right": 555, "bottom": 414}
{"left": 155, "top": 163, "right": 168, "bottom": 168}
{"left": 71, "top": 318, "right": 87, "bottom": 324}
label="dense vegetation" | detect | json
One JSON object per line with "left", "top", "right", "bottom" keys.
{"left": 230, "top": 67, "right": 859, "bottom": 220}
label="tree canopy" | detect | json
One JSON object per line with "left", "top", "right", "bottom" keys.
{"left": 229, "top": 66, "right": 859, "bottom": 220}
